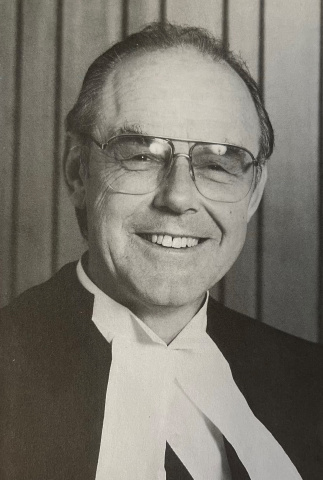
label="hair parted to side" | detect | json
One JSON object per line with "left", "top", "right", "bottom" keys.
{"left": 64, "top": 22, "right": 274, "bottom": 239}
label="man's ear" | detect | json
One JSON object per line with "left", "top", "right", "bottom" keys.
{"left": 63, "top": 135, "right": 87, "bottom": 209}
{"left": 247, "top": 164, "right": 268, "bottom": 222}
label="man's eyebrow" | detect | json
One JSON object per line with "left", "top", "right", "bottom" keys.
{"left": 110, "top": 124, "right": 145, "bottom": 137}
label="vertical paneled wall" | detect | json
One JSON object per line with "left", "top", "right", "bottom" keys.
{"left": 263, "top": 1, "right": 320, "bottom": 341}
{"left": 1, "top": 0, "right": 322, "bottom": 343}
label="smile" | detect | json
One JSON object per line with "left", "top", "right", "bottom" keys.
{"left": 141, "top": 233, "right": 202, "bottom": 249}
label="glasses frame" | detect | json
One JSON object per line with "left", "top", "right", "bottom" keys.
{"left": 85, "top": 133, "right": 260, "bottom": 202}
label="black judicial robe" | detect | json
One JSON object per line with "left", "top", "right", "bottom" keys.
{"left": 1, "top": 262, "right": 323, "bottom": 479}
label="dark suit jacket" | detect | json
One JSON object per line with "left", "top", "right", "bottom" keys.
{"left": 1, "top": 262, "right": 323, "bottom": 479}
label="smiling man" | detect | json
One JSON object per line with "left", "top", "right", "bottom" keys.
{"left": 1, "top": 23, "right": 323, "bottom": 480}
{"left": 73, "top": 46, "right": 264, "bottom": 343}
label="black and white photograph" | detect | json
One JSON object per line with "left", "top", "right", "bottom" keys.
{"left": 1, "top": 1, "right": 323, "bottom": 478}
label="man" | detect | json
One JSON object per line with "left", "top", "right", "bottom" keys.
{"left": 1, "top": 23, "right": 322, "bottom": 480}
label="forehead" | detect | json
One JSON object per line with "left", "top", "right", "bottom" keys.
{"left": 100, "top": 47, "right": 260, "bottom": 154}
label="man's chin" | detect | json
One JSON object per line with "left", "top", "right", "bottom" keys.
{"left": 127, "top": 281, "right": 208, "bottom": 311}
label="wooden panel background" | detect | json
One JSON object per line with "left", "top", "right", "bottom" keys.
{"left": 1, "top": 0, "right": 322, "bottom": 343}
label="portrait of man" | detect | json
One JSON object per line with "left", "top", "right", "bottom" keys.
{"left": 1, "top": 5, "right": 323, "bottom": 480}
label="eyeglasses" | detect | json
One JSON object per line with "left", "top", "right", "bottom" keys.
{"left": 86, "top": 134, "right": 259, "bottom": 203}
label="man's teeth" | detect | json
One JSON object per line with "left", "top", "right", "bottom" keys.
{"left": 149, "top": 234, "right": 199, "bottom": 248}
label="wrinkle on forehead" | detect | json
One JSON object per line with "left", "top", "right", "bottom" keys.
{"left": 99, "top": 47, "right": 261, "bottom": 153}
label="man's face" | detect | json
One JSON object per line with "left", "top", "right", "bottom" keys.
{"left": 82, "top": 48, "right": 263, "bottom": 310}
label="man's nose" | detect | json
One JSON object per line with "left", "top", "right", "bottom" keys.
{"left": 152, "top": 155, "right": 200, "bottom": 214}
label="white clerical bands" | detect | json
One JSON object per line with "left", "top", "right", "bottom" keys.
{"left": 95, "top": 334, "right": 301, "bottom": 480}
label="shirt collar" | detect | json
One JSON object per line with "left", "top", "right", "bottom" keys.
{"left": 76, "top": 258, "right": 209, "bottom": 348}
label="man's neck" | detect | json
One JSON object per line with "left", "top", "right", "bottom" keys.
{"left": 125, "top": 298, "right": 206, "bottom": 344}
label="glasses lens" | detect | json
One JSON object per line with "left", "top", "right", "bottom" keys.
{"left": 104, "top": 136, "right": 171, "bottom": 194}
{"left": 191, "top": 143, "right": 255, "bottom": 202}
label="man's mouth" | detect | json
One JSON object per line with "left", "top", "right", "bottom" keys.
{"left": 139, "top": 233, "right": 204, "bottom": 249}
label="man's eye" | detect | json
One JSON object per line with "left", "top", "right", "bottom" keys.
{"left": 130, "top": 154, "right": 153, "bottom": 162}
{"left": 119, "top": 153, "right": 163, "bottom": 171}
{"left": 127, "top": 154, "right": 164, "bottom": 164}
{"left": 207, "top": 163, "right": 227, "bottom": 172}
{"left": 200, "top": 161, "right": 233, "bottom": 174}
